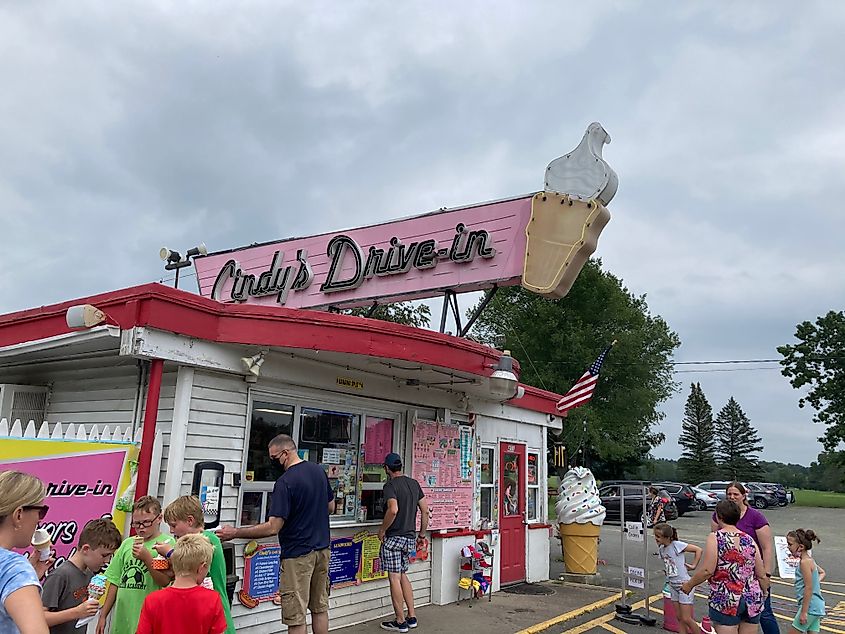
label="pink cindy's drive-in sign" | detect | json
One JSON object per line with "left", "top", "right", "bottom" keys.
{"left": 194, "top": 123, "right": 619, "bottom": 309}
{"left": 194, "top": 196, "right": 532, "bottom": 310}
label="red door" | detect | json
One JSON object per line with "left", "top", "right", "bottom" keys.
{"left": 499, "top": 442, "right": 526, "bottom": 584}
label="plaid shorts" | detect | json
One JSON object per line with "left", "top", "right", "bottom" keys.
{"left": 380, "top": 535, "right": 415, "bottom": 573}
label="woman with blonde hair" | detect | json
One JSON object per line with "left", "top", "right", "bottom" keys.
{"left": 0, "top": 470, "right": 51, "bottom": 633}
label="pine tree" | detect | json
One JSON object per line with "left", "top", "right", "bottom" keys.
{"left": 677, "top": 383, "right": 718, "bottom": 484}
{"left": 715, "top": 397, "right": 764, "bottom": 480}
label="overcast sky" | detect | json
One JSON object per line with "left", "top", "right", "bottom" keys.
{"left": 2, "top": 2, "right": 843, "bottom": 467}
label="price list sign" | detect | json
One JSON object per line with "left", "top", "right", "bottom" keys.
{"left": 411, "top": 419, "right": 473, "bottom": 529}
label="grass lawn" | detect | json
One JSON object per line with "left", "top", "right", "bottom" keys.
{"left": 793, "top": 489, "right": 845, "bottom": 508}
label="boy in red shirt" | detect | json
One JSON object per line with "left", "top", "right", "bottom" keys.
{"left": 136, "top": 534, "right": 226, "bottom": 634}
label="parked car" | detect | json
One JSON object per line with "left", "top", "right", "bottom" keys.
{"left": 757, "top": 482, "right": 792, "bottom": 506}
{"left": 598, "top": 481, "right": 678, "bottom": 525}
{"left": 654, "top": 482, "right": 696, "bottom": 516}
{"left": 745, "top": 483, "right": 780, "bottom": 509}
{"left": 691, "top": 485, "right": 719, "bottom": 510}
{"left": 696, "top": 481, "right": 731, "bottom": 500}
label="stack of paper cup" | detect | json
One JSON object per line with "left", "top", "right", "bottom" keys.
{"left": 31, "top": 529, "right": 52, "bottom": 561}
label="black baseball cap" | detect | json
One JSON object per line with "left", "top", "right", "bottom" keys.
{"left": 384, "top": 453, "right": 402, "bottom": 469}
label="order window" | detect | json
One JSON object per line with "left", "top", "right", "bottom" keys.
{"left": 299, "top": 407, "right": 360, "bottom": 520}
{"left": 239, "top": 395, "right": 399, "bottom": 526}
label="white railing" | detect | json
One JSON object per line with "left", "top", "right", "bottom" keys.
{"left": 0, "top": 418, "right": 141, "bottom": 443}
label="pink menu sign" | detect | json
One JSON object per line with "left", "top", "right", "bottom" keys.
{"left": 411, "top": 419, "right": 473, "bottom": 530}
{"left": 194, "top": 196, "right": 532, "bottom": 310}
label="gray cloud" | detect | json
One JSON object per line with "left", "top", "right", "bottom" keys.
{"left": 2, "top": 1, "right": 843, "bottom": 465}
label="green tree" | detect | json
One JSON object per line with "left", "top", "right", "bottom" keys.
{"left": 677, "top": 383, "right": 718, "bottom": 484}
{"left": 778, "top": 311, "right": 845, "bottom": 470}
{"left": 807, "top": 452, "right": 845, "bottom": 493}
{"left": 469, "top": 259, "right": 680, "bottom": 479}
{"left": 343, "top": 302, "right": 431, "bottom": 328}
{"left": 714, "top": 397, "right": 763, "bottom": 480}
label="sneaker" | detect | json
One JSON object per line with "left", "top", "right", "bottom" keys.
{"left": 406, "top": 617, "right": 418, "bottom": 629}
{"left": 381, "top": 621, "right": 409, "bottom": 633}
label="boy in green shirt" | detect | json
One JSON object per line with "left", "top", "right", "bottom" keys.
{"left": 97, "top": 496, "right": 175, "bottom": 634}
{"left": 155, "top": 495, "right": 235, "bottom": 634}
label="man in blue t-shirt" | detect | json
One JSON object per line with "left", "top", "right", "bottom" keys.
{"left": 219, "top": 434, "right": 334, "bottom": 634}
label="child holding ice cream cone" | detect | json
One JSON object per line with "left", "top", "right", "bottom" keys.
{"left": 41, "top": 518, "right": 121, "bottom": 634}
{"left": 97, "top": 496, "right": 174, "bottom": 634}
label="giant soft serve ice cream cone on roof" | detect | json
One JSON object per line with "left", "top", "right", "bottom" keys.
{"left": 522, "top": 122, "right": 616, "bottom": 300}
{"left": 555, "top": 467, "right": 605, "bottom": 575}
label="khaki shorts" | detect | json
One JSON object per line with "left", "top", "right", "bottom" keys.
{"left": 279, "top": 548, "right": 331, "bottom": 626}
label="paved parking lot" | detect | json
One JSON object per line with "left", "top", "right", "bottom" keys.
{"left": 548, "top": 505, "right": 845, "bottom": 634}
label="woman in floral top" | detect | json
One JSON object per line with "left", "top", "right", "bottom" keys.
{"left": 682, "top": 500, "right": 769, "bottom": 634}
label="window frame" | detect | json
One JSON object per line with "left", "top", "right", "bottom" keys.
{"left": 478, "top": 444, "right": 496, "bottom": 528}
{"left": 526, "top": 449, "right": 541, "bottom": 522}
{"left": 238, "top": 388, "right": 403, "bottom": 527}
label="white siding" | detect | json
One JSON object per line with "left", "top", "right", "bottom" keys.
{"left": 0, "top": 355, "right": 177, "bottom": 497}
{"left": 179, "top": 370, "right": 432, "bottom": 631}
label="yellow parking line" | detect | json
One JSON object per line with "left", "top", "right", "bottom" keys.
{"left": 599, "top": 624, "right": 628, "bottom": 634}
{"left": 822, "top": 582, "right": 845, "bottom": 588}
{"left": 514, "top": 594, "right": 623, "bottom": 634}
{"left": 560, "top": 594, "right": 663, "bottom": 634}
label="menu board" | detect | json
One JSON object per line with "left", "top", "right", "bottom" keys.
{"left": 329, "top": 536, "right": 361, "bottom": 588}
{"left": 238, "top": 544, "right": 281, "bottom": 608}
{"left": 411, "top": 419, "right": 473, "bottom": 530}
{"left": 359, "top": 532, "right": 388, "bottom": 582}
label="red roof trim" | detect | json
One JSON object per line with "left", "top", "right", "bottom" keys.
{"left": 0, "top": 283, "right": 565, "bottom": 415}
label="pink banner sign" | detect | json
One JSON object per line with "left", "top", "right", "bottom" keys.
{"left": 5, "top": 450, "right": 129, "bottom": 564}
{"left": 194, "top": 196, "right": 532, "bottom": 310}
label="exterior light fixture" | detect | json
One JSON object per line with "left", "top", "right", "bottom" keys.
{"left": 241, "top": 352, "right": 266, "bottom": 382}
{"left": 488, "top": 350, "right": 519, "bottom": 401}
{"left": 66, "top": 304, "right": 109, "bottom": 329}
{"left": 159, "top": 243, "right": 208, "bottom": 289}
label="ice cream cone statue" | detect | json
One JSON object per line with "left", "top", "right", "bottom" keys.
{"left": 523, "top": 122, "right": 616, "bottom": 300}
{"left": 555, "top": 467, "right": 606, "bottom": 574}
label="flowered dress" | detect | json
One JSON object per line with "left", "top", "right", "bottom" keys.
{"left": 708, "top": 530, "right": 764, "bottom": 617}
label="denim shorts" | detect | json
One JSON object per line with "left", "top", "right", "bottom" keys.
{"left": 709, "top": 598, "right": 761, "bottom": 626}
{"left": 667, "top": 582, "right": 695, "bottom": 605}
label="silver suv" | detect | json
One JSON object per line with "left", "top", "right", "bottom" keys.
{"left": 696, "top": 481, "right": 731, "bottom": 500}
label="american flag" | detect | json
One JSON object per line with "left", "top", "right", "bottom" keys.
{"left": 556, "top": 344, "right": 613, "bottom": 414}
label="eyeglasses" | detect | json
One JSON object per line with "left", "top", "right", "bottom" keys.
{"left": 22, "top": 505, "right": 49, "bottom": 520}
{"left": 270, "top": 449, "right": 289, "bottom": 463}
{"left": 130, "top": 515, "right": 161, "bottom": 529}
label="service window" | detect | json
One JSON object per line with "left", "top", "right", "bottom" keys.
{"left": 526, "top": 451, "right": 540, "bottom": 521}
{"left": 240, "top": 393, "right": 401, "bottom": 526}
{"left": 360, "top": 416, "right": 396, "bottom": 522}
{"left": 479, "top": 446, "right": 495, "bottom": 526}
{"left": 245, "top": 401, "right": 294, "bottom": 483}
{"left": 299, "top": 407, "right": 360, "bottom": 520}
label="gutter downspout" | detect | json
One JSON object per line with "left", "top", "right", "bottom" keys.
{"left": 135, "top": 358, "right": 164, "bottom": 501}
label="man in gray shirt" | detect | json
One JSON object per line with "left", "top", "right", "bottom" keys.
{"left": 377, "top": 453, "right": 428, "bottom": 633}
